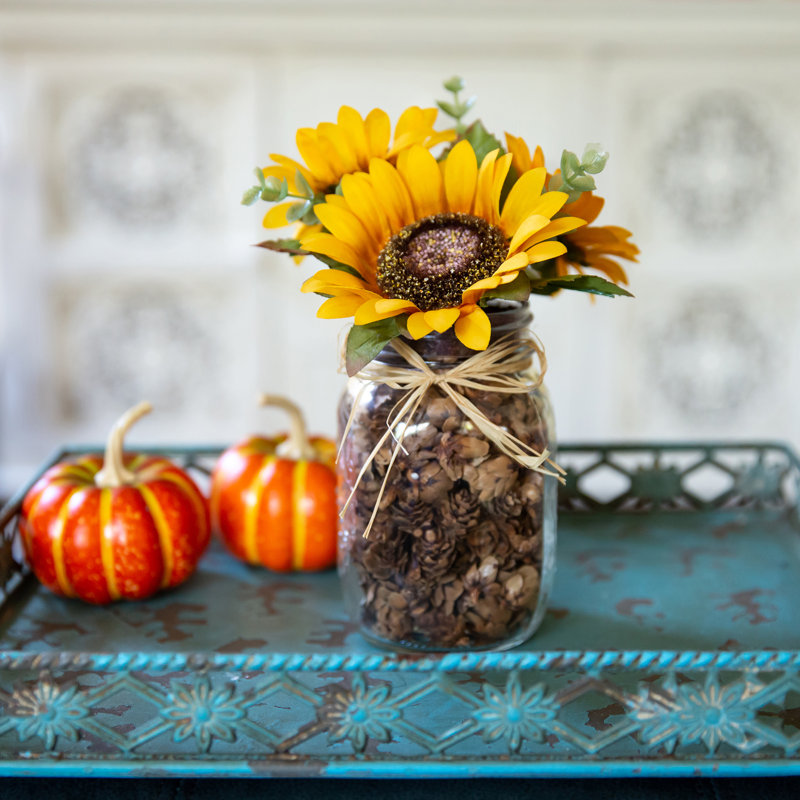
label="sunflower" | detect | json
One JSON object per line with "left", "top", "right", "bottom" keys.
{"left": 556, "top": 192, "right": 639, "bottom": 286}
{"left": 261, "top": 105, "right": 456, "bottom": 230}
{"left": 300, "top": 140, "right": 585, "bottom": 351}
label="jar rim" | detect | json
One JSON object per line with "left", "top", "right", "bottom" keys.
{"left": 375, "top": 301, "right": 533, "bottom": 365}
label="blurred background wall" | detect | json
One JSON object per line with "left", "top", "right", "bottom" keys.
{"left": 0, "top": 0, "right": 799, "bottom": 494}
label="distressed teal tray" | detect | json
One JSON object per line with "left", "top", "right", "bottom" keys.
{"left": 0, "top": 442, "right": 799, "bottom": 778}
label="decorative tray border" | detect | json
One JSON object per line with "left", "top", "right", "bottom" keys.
{"left": 0, "top": 442, "right": 799, "bottom": 778}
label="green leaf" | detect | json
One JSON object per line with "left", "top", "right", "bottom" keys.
{"left": 531, "top": 274, "right": 634, "bottom": 298}
{"left": 286, "top": 200, "right": 312, "bottom": 223}
{"left": 443, "top": 75, "right": 465, "bottom": 93}
{"left": 241, "top": 186, "right": 261, "bottom": 206}
{"left": 461, "top": 95, "right": 477, "bottom": 114}
{"left": 345, "top": 318, "right": 403, "bottom": 376}
{"left": 254, "top": 167, "right": 266, "bottom": 189}
{"left": 260, "top": 175, "right": 289, "bottom": 202}
{"left": 561, "top": 150, "right": 581, "bottom": 179}
{"left": 311, "top": 253, "right": 363, "bottom": 279}
{"left": 437, "top": 99, "right": 460, "bottom": 119}
{"left": 479, "top": 271, "right": 531, "bottom": 305}
{"left": 570, "top": 174, "right": 596, "bottom": 191}
{"left": 582, "top": 144, "right": 609, "bottom": 174}
{"left": 294, "top": 169, "right": 314, "bottom": 199}
{"left": 464, "top": 120, "right": 504, "bottom": 165}
{"left": 255, "top": 238, "right": 307, "bottom": 255}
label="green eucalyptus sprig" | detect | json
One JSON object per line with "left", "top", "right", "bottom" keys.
{"left": 548, "top": 144, "right": 609, "bottom": 202}
{"left": 436, "top": 76, "right": 477, "bottom": 135}
{"left": 241, "top": 167, "right": 321, "bottom": 226}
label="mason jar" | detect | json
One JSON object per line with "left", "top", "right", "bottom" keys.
{"left": 337, "top": 303, "right": 557, "bottom": 651}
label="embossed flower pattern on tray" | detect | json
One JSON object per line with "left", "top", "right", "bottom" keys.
{"left": 325, "top": 676, "right": 400, "bottom": 752}
{"left": 472, "top": 674, "right": 558, "bottom": 752}
{"left": 160, "top": 678, "right": 244, "bottom": 752}
{"left": 633, "top": 673, "right": 758, "bottom": 753}
{"left": 5, "top": 681, "right": 88, "bottom": 750}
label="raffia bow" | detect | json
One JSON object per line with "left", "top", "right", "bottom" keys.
{"left": 339, "top": 332, "right": 566, "bottom": 539}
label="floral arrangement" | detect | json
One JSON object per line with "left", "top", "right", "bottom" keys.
{"left": 243, "top": 77, "right": 638, "bottom": 375}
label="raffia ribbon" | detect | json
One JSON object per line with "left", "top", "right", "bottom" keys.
{"left": 339, "top": 332, "right": 566, "bottom": 539}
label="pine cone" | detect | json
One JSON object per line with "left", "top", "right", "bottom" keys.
{"left": 441, "top": 482, "right": 483, "bottom": 531}
{"left": 411, "top": 524, "right": 458, "bottom": 581}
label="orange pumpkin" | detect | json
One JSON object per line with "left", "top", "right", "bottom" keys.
{"left": 19, "top": 402, "right": 210, "bottom": 605}
{"left": 210, "top": 395, "right": 337, "bottom": 572}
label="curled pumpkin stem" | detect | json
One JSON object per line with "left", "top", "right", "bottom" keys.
{"left": 95, "top": 401, "right": 153, "bottom": 488}
{"left": 259, "top": 394, "right": 317, "bottom": 462}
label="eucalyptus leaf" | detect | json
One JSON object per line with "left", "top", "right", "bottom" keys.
{"left": 561, "top": 150, "right": 580, "bottom": 178}
{"left": 570, "top": 174, "right": 596, "bottom": 191}
{"left": 241, "top": 186, "right": 261, "bottom": 206}
{"left": 254, "top": 167, "right": 266, "bottom": 189}
{"left": 479, "top": 271, "right": 531, "bottom": 305}
{"left": 286, "top": 200, "right": 312, "bottom": 223}
{"left": 295, "top": 169, "right": 314, "bottom": 199}
{"left": 531, "top": 274, "right": 633, "bottom": 298}
{"left": 462, "top": 95, "right": 477, "bottom": 113}
{"left": 437, "top": 99, "right": 460, "bottom": 119}
{"left": 464, "top": 120, "right": 504, "bottom": 165}
{"left": 345, "top": 317, "right": 404, "bottom": 376}
{"left": 444, "top": 76, "right": 465, "bottom": 93}
{"left": 261, "top": 175, "right": 288, "bottom": 202}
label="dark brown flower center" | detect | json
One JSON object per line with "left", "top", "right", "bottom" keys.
{"left": 377, "top": 213, "right": 508, "bottom": 311}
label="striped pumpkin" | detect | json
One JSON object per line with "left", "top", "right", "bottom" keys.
{"left": 210, "top": 395, "right": 337, "bottom": 572}
{"left": 19, "top": 403, "right": 210, "bottom": 605}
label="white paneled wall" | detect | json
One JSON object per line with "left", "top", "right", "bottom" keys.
{"left": 1, "top": 1, "right": 799, "bottom": 493}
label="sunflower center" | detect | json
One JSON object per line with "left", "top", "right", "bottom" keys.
{"left": 377, "top": 213, "right": 508, "bottom": 311}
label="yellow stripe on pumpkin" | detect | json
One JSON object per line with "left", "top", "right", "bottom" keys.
{"left": 99, "top": 488, "right": 121, "bottom": 601}
{"left": 52, "top": 487, "right": 80, "bottom": 598}
{"left": 138, "top": 485, "right": 175, "bottom": 589}
{"left": 292, "top": 461, "right": 308, "bottom": 571}
{"left": 245, "top": 457, "right": 274, "bottom": 564}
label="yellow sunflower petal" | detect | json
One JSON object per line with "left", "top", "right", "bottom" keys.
{"left": 340, "top": 173, "right": 392, "bottom": 245}
{"left": 399, "top": 145, "right": 445, "bottom": 219}
{"left": 423, "top": 307, "right": 461, "bottom": 333}
{"left": 301, "top": 232, "right": 364, "bottom": 274}
{"left": 473, "top": 149, "right": 499, "bottom": 220}
{"left": 314, "top": 204, "right": 376, "bottom": 256}
{"left": 444, "top": 140, "right": 478, "bottom": 214}
{"left": 454, "top": 305, "right": 491, "bottom": 350}
{"left": 490, "top": 153, "right": 513, "bottom": 225}
{"left": 337, "top": 106, "right": 370, "bottom": 169}
{"left": 531, "top": 190, "right": 568, "bottom": 220}
{"left": 374, "top": 298, "right": 419, "bottom": 314}
{"left": 505, "top": 132, "right": 532, "bottom": 173}
{"left": 301, "top": 269, "right": 368, "bottom": 293}
{"left": 407, "top": 311, "right": 434, "bottom": 340}
{"left": 494, "top": 251, "right": 530, "bottom": 276}
{"left": 318, "top": 121, "right": 361, "bottom": 175}
{"left": 296, "top": 128, "right": 338, "bottom": 187}
{"left": 499, "top": 167, "right": 548, "bottom": 233}
{"left": 363, "top": 109, "right": 390, "bottom": 159}
{"left": 369, "top": 158, "right": 415, "bottom": 230}
{"left": 316, "top": 294, "right": 365, "bottom": 318}
{"left": 354, "top": 298, "right": 410, "bottom": 325}
{"left": 462, "top": 275, "right": 502, "bottom": 299}
{"left": 519, "top": 215, "right": 586, "bottom": 249}
{"left": 262, "top": 202, "right": 294, "bottom": 229}
{"left": 507, "top": 214, "right": 550, "bottom": 254}
{"left": 525, "top": 240, "right": 567, "bottom": 264}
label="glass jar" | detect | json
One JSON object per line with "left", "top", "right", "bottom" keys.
{"left": 337, "top": 303, "right": 557, "bottom": 652}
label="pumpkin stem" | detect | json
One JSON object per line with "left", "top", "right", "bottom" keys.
{"left": 259, "top": 394, "right": 316, "bottom": 461}
{"left": 95, "top": 401, "right": 153, "bottom": 488}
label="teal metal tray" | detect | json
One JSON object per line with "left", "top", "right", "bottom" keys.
{"left": 0, "top": 442, "right": 799, "bottom": 778}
